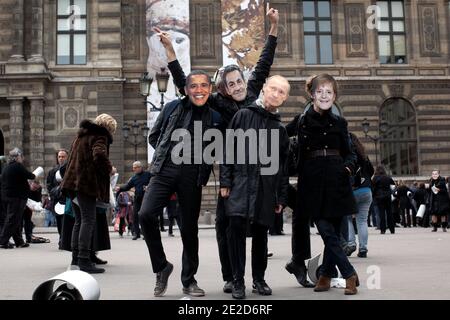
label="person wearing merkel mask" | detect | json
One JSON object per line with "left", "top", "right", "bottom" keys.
{"left": 285, "top": 74, "right": 359, "bottom": 295}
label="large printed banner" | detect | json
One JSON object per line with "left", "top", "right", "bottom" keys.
{"left": 146, "top": 0, "right": 190, "bottom": 163}
{"left": 221, "top": 0, "right": 265, "bottom": 76}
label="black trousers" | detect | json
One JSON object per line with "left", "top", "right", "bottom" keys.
{"left": 139, "top": 163, "right": 202, "bottom": 287}
{"left": 227, "top": 216, "right": 268, "bottom": 282}
{"left": 23, "top": 208, "right": 34, "bottom": 243}
{"left": 215, "top": 194, "right": 233, "bottom": 282}
{"left": 133, "top": 195, "right": 143, "bottom": 237}
{"left": 376, "top": 197, "right": 395, "bottom": 233}
{"left": 290, "top": 184, "right": 311, "bottom": 264}
{"left": 0, "top": 197, "right": 27, "bottom": 245}
{"left": 71, "top": 192, "right": 97, "bottom": 259}
{"left": 315, "top": 217, "right": 355, "bottom": 279}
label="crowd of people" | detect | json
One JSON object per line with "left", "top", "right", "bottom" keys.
{"left": 1, "top": 4, "right": 450, "bottom": 300}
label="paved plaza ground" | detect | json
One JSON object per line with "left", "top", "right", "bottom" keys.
{"left": 1, "top": 225, "right": 449, "bottom": 300}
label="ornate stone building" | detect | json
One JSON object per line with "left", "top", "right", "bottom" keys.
{"left": 0, "top": 0, "right": 449, "bottom": 203}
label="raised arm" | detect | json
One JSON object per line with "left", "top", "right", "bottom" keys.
{"left": 246, "top": 5, "right": 279, "bottom": 98}
{"left": 154, "top": 27, "right": 187, "bottom": 96}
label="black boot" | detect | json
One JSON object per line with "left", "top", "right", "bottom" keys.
{"left": 285, "top": 260, "right": 315, "bottom": 288}
{"left": 78, "top": 257, "right": 105, "bottom": 274}
{"left": 90, "top": 252, "right": 108, "bottom": 265}
{"left": 442, "top": 221, "right": 448, "bottom": 232}
{"left": 432, "top": 222, "right": 438, "bottom": 232}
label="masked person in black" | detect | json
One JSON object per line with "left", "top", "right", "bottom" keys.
{"left": 139, "top": 70, "right": 222, "bottom": 297}
{"left": 156, "top": 4, "right": 280, "bottom": 294}
{"left": 286, "top": 74, "right": 359, "bottom": 295}
{"left": 220, "top": 75, "right": 290, "bottom": 299}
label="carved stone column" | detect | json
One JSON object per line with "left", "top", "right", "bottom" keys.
{"left": 8, "top": 98, "right": 24, "bottom": 150}
{"left": 29, "top": 0, "right": 44, "bottom": 62}
{"left": 29, "top": 98, "right": 45, "bottom": 169}
{"left": 9, "top": 0, "right": 24, "bottom": 61}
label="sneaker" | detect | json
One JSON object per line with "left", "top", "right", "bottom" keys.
{"left": 182, "top": 282, "right": 206, "bottom": 297}
{"left": 252, "top": 280, "right": 272, "bottom": 296}
{"left": 154, "top": 262, "right": 174, "bottom": 297}
{"left": 223, "top": 281, "right": 233, "bottom": 294}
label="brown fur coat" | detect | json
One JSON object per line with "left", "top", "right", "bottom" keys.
{"left": 61, "top": 119, "right": 113, "bottom": 202}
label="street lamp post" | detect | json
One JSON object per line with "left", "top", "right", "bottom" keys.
{"left": 122, "top": 120, "right": 149, "bottom": 161}
{"left": 361, "top": 118, "right": 380, "bottom": 165}
{"left": 139, "top": 68, "right": 170, "bottom": 111}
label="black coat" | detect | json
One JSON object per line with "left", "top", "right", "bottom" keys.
{"left": 428, "top": 176, "right": 450, "bottom": 216}
{"left": 286, "top": 107, "right": 357, "bottom": 219}
{"left": 1, "top": 161, "right": 35, "bottom": 199}
{"left": 220, "top": 104, "right": 289, "bottom": 227}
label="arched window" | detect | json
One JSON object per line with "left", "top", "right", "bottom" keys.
{"left": 379, "top": 98, "right": 418, "bottom": 175}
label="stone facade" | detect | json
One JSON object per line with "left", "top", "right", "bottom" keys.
{"left": 1, "top": 0, "right": 450, "bottom": 217}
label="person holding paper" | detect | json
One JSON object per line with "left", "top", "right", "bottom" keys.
{"left": 0, "top": 148, "right": 35, "bottom": 249}
{"left": 428, "top": 170, "right": 449, "bottom": 232}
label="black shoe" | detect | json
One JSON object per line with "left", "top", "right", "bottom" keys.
{"left": 182, "top": 282, "right": 205, "bottom": 297}
{"left": 132, "top": 235, "right": 140, "bottom": 240}
{"left": 91, "top": 254, "right": 108, "bottom": 265}
{"left": 0, "top": 243, "right": 14, "bottom": 249}
{"left": 231, "top": 280, "right": 246, "bottom": 299}
{"left": 252, "top": 280, "right": 272, "bottom": 296}
{"left": 154, "top": 262, "right": 174, "bottom": 297}
{"left": 285, "top": 260, "right": 315, "bottom": 288}
{"left": 78, "top": 258, "right": 105, "bottom": 274}
{"left": 160, "top": 228, "right": 166, "bottom": 232}
{"left": 223, "top": 281, "right": 233, "bottom": 294}
{"left": 357, "top": 251, "right": 367, "bottom": 258}
{"left": 344, "top": 245, "right": 356, "bottom": 257}
{"left": 267, "top": 251, "right": 273, "bottom": 258}
{"left": 16, "top": 243, "right": 30, "bottom": 248}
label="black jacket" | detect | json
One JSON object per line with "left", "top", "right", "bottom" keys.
{"left": 372, "top": 175, "right": 396, "bottom": 201}
{"left": 220, "top": 103, "right": 289, "bottom": 227}
{"left": 1, "top": 161, "right": 35, "bottom": 199}
{"left": 394, "top": 185, "right": 412, "bottom": 210}
{"left": 118, "top": 171, "right": 152, "bottom": 198}
{"left": 168, "top": 35, "right": 278, "bottom": 126}
{"left": 148, "top": 96, "right": 222, "bottom": 186}
{"left": 353, "top": 155, "right": 374, "bottom": 190}
{"left": 286, "top": 107, "right": 357, "bottom": 219}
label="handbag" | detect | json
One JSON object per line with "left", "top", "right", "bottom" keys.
{"left": 109, "top": 184, "right": 117, "bottom": 208}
